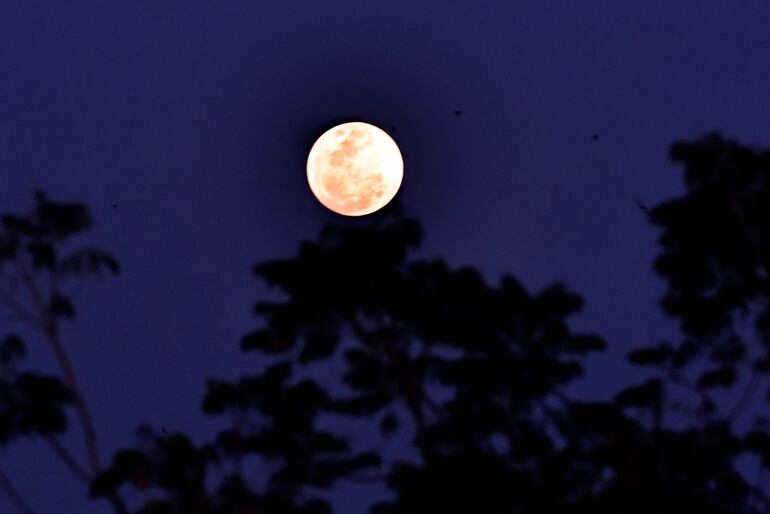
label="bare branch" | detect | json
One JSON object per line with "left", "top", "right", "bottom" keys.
{"left": 43, "top": 436, "right": 91, "bottom": 484}
{"left": 46, "top": 325, "right": 102, "bottom": 475}
{"left": 666, "top": 370, "right": 722, "bottom": 421}
{"left": 0, "top": 288, "right": 44, "bottom": 331}
{"left": 13, "top": 259, "right": 101, "bottom": 474}
{"left": 15, "top": 261, "right": 49, "bottom": 330}
{"left": 0, "top": 232, "right": 130, "bottom": 514}
{"left": 0, "top": 468, "right": 36, "bottom": 514}
{"left": 728, "top": 367, "right": 761, "bottom": 421}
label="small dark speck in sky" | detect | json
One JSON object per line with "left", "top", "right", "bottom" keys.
{"left": 453, "top": 110, "right": 464, "bottom": 117}
{"left": 592, "top": 133, "right": 599, "bottom": 141}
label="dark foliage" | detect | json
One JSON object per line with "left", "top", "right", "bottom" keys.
{"left": 0, "top": 192, "right": 118, "bottom": 452}
{"left": 0, "top": 192, "right": 123, "bottom": 510}
{"left": 92, "top": 133, "right": 770, "bottom": 513}
{"left": 0, "top": 335, "right": 72, "bottom": 444}
{"left": 0, "top": 190, "right": 120, "bottom": 330}
{"left": 6, "top": 133, "right": 770, "bottom": 513}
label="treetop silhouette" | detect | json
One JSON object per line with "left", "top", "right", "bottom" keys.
{"left": 2, "top": 132, "right": 770, "bottom": 513}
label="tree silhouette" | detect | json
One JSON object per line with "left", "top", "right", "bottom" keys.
{"left": 2, "top": 132, "right": 770, "bottom": 513}
{"left": 0, "top": 191, "right": 127, "bottom": 513}
{"left": 613, "top": 132, "right": 770, "bottom": 513}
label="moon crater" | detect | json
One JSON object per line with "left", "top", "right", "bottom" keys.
{"left": 307, "top": 122, "right": 403, "bottom": 216}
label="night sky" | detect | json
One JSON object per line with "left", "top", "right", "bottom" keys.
{"left": 2, "top": 2, "right": 770, "bottom": 512}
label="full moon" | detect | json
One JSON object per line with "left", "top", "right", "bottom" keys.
{"left": 306, "top": 121, "right": 403, "bottom": 216}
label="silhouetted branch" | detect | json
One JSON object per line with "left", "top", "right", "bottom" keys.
{"left": 45, "top": 326, "right": 101, "bottom": 474}
{"left": 0, "top": 288, "right": 44, "bottom": 330}
{"left": 728, "top": 367, "right": 761, "bottom": 421}
{"left": 43, "top": 436, "right": 91, "bottom": 484}
{"left": 348, "top": 315, "right": 443, "bottom": 429}
{"left": 666, "top": 370, "right": 721, "bottom": 420}
{"left": 0, "top": 468, "right": 36, "bottom": 514}
{"left": 15, "top": 258, "right": 102, "bottom": 473}
{"left": 16, "top": 261, "right": 47, "bottom": 325}
{"left": 47, "top": 334, "right": 130, "bottom": 514}
{"left": 14, "top": 256, "right": 129, "bottom": 514}
{"left": 420, "top": 388, "right": 443, "bottom": 419}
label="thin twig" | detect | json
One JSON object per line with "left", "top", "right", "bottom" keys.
{"left": 0, "top": 468, "right": 36, "bottom": 514}
{"left": 728, "top": 367, "right": 761, "bottom": 421}
{"left": 15, "top": 258, "right": 131, "bottom": 514}
{"left": 16, "top": 260, "right": 101, "bottom": 474}
{"left": 0, "top": 289, "right": 44, "bottom": 330}
{"left": 43, "top": 436, "right": 91, "bottom": 484}
{"left": 350, "top": 315, "right": 444, "bottom": 427}
{"left": 47, "top": 325, "right": 102, "bottom": 475}
{"left": 15, "top": 261, "right": 48, "bottom": 327}
{"left": 47, "top": 269, "right": 57, "bottom": 308}
{"left": 666, "top": 370, "right": 722, "bottom": 420}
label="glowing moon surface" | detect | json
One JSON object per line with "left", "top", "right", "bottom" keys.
{"left": 306, "top": 121, "right": 403, "bottom": 216}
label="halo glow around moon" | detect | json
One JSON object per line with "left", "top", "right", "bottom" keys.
{"left": 306, "top": 121, "right": 403, "bottom": 216}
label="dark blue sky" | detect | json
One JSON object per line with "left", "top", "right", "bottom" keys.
{"left": 2, "top": 2, "right": 770, "bottom": 512}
